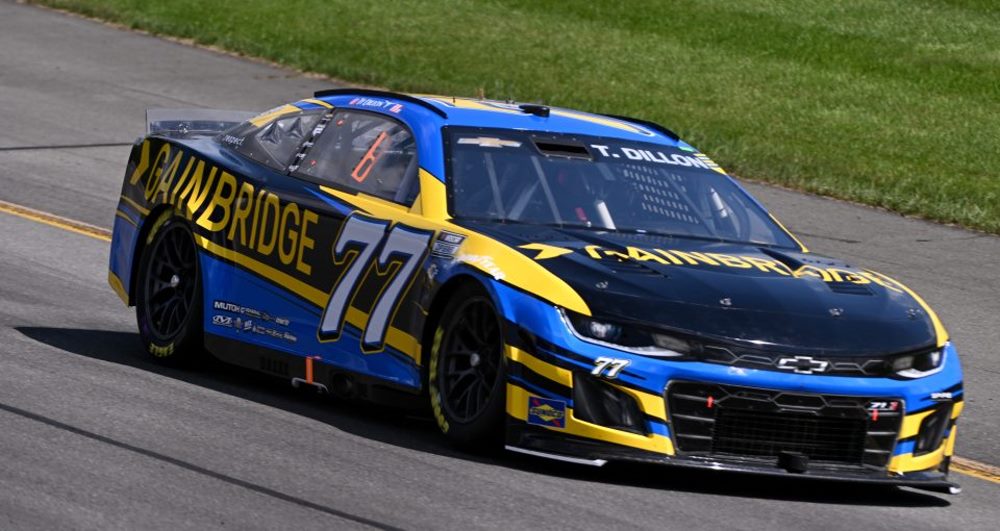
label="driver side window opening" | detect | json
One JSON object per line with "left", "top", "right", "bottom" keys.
{"left": 293, "top": 110, "right": 419, "bottom": 207}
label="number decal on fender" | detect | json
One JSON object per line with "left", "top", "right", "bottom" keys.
{"left": 591, "top": 356, "right": 630, "bottom": 378}
{"left": 318, "top": 214, "right": 432, "bottom": 350}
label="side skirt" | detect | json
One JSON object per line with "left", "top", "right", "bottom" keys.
{"left": 204, "top": 333, "right": 425, "bottom": 409}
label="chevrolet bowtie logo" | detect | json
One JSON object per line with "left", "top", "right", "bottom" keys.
{"left": 776, "top": 356, "right": 830, "bottom": 375}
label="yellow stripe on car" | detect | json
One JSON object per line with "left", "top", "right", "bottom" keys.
{"left": 769, "top": 214, "right": 809, "bottom": 253}
{"left": 508, "top": 346, "right": 573, "bottom": 387}
{"left": 108, "top": 271, "right": 129, "bottom": 305}
{"left": 248, "top": 104, "right": 301, "bottom": 127}
{"left": 549, "top": 109, "right": 651, "bottom": 136}
{"left": 610, "top": 382, "right": 667, "bottom": 421}
{"left": 899, "top": 408, "right": 938, "bottom": 439}
{"left": 419, "top": 96, "right": 652, "bottom": 136}
{"left": 889, "top": 445, "right": 947, "bottom": 474}
{"left": 120, "top": 195, "right": 150, "bottom": 216}
{"left": 115, "top": 210, "right": 137, "bottom": 227}
{"left": 300, "top": 98, "right": 333, "bottom": 109}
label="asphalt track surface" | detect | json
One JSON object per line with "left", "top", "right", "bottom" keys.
{"left": 1, "top": 2, "right": 998, "bottom": 529}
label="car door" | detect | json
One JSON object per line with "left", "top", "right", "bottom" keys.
{"left": 207, "top": 105, "right": 427, "bottom": 389}
{"left": 284, "top": 108, "right": 427, "bottom": 388}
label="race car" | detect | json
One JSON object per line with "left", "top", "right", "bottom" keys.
{"left": 108, "top": 88, "right": 963, "bottom": 492}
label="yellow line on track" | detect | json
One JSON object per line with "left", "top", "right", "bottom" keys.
{"left": 0, "top": 198, "right": 998, "bottom": 487}
{"left": 0, "top": 199, "right": 111, "bottom": 242}
{"left": 952, "top": 457, "right": 1000, "bottom": 484}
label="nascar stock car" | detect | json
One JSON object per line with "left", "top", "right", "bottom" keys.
{"left": 108, "top": 88, "right": 963, "bottom": 492}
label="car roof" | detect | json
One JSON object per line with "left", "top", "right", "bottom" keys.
{"left": 308, "top": 89, "right": 682, "bottom": 146}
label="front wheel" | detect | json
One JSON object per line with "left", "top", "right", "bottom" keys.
{"left": 135, "top": 213, "right": 203, "bottom": 365}
{"left": 429, "top": 285, "right": 507, "bottom": 448}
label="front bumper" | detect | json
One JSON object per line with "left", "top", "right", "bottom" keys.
{"left": 495, "top": 292, "right": 964, "bottom": 489}
{"left": 506, "top": 422, "right": 960, "bottom": 493}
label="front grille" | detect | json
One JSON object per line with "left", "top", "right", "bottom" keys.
{"left": 667, "top": 382, "right": 902, "bottom": 467}
{"left": 712, "top": 409, "right": 866, "bottom": 463}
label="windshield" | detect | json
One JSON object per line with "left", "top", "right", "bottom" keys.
{"left": 446, "top": 128, "right": 797, "bottom": 247}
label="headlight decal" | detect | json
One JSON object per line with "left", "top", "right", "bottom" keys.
{"left": 559, "top": 308, "right": 693, "bottom": 358}
{"left": 891, "top": 348, "right": 946, "bottom": 379}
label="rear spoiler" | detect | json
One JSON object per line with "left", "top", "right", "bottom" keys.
{"left": 146, "top": 108, "right": 256, "bottom": 138}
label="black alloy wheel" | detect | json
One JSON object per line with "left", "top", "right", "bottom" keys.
{"left": 430, "top": 285, "right": 507, "bottom": 447}
{"left": 136, "top": 214, "right": 203, "bottom": 364}
{"left": 440, "top": 298, "right": 503, "bottom": 422}
{"left": 143, "top": 224, "right": 197, "bottom": 339}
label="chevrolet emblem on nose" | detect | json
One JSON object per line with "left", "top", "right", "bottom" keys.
{"left": 777, "top": 356, "right": 830, "bottom": 374}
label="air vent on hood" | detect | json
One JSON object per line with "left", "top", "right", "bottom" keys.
{"left": 827, "top": 281, "right": 874, "bottom": 296}
{"left": 758, "top": 247, "right": 805, "bottom": 271}
{"left": 602, "top": 257, "right": 664, "bottom": 276}
{"left": 533, "top": 140, "right": 591, "bottom": 160}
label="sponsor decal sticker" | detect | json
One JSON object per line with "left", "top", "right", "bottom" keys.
{"left": 214, "top": 300, "right": 289, "bottom": 326}
{"left": 127, "top": 140, "right": 320, "bottom": 276}
{"left": 456, "top": 136, "right": 522, "bottom": 148}
{"left": 587, "top": 144, "right": 727, "bottom": 174}
{"left": 221, "top": 135, "right": 244, "bottom": 147}
{"left": 251, "top": 323, "right": 298, "bottom": 343}
{"left": 431, "top": 231, "right": 465, "bottom": 258}
{"left": 867, "top": 400, "right": 901, "bottom": 421}
{"left": 349, "top": 97, "right": 404, "bottom": 113}
{"left": 454, "top": 253, "right": 505, "bottom": 280}
{"left": 527, "top": 397, "right": 566, "bottom": 429}
{"left": 520, "top": 244, "right": 905, "bottom": 292}
{"left": 867, "top": 400, "right": 901, "bottom": 411}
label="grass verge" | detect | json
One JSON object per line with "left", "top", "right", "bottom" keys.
{"left": 33, "top": 0, "right": 1000, "bottom": 233}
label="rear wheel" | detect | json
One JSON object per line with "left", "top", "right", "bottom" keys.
{"left": 135, "top": 213, "right": 203, "bottom": 364}
{"left": 429, "top": 285, "right": 507, "bottom": 447}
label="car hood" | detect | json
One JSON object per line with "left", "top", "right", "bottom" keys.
{"left": 460, "top": 221, "right": 939, "bottom": 357}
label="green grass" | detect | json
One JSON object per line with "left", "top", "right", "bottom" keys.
{"left": 36, "top": 0, "right": 1000, "bottom": 233}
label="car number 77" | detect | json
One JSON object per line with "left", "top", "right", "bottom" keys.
{"left": 591, "top": 356, "right": 630, "bottom": 378}
{"left": 318, "top": 214, "right": 432, "bottom": 351}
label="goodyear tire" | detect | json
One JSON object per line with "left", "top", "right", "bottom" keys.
{"left": 135, "top": 212, "right": 203, "bottom": 365}
{"left": 429, "top": 284, "right": 507, "bottom": 448}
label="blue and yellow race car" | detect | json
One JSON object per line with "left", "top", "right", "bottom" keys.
{"left": 109, "top": 89, "right": 963, "bottom": 492}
